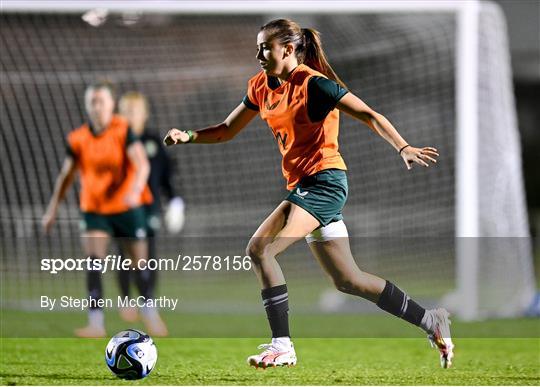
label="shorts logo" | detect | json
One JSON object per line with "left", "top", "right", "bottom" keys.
{"left": 135, "top": 228, "right": 147, "bottom": 239}
{"left": 295, "top": 188, "right": 309, "bottom": 198}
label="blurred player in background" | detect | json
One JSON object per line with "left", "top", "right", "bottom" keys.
{"left": 164, "top": 19, "right": 454, "bottom": 369}
{"left": 117, "top": 91, "right": 185, "bottom": 336}
{"left": 42, "top": 81, "right": 154, "bottom": 338}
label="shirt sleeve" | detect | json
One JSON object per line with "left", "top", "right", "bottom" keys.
{"left": 307, "top": 76, "right": 349, "bottom": 122}
{"left": 66, "top": 143, "right": 75, "bottom": 158}
{"left": 65, "top": 134, "right": 77, "bottom": 160}
{"left": 245, "top": 76, "right": 261, "bottom": 111}
{"left": 242, "top": 95, "right": 259, "bottom": 111}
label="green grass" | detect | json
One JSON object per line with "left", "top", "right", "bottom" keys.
{"left": 2, "top": 310, "right": 540, "bottom": 338}
{"left": 1, "top": 338, "right": 539, "bottom": 385}
{"left": 1, "top": 311, "right": 539, "bottom": 385}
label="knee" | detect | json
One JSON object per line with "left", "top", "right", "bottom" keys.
{"left": 245, "top": 239, "right": 270, "bottom": 265}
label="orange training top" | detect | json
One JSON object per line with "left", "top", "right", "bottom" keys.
{"left": 67, "top": 115, "right": 153, "bottom": 214}
{"left": 247, "top": 64, "right": 347, "bottom": 190}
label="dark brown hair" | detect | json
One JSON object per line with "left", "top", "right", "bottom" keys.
{"left": 260, "top": 19, "right": 346, "bottom": 88}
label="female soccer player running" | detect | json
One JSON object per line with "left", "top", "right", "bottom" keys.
{"left": 42, "top": 82, "right": 154, "bottom": 338}
{"left": 164, "top": 19, "right": 454, "bottom": 368}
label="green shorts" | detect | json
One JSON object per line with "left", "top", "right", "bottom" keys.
{"left": 144, "top": 204, "right": 161, "bottom": 238}
{"left": 80, "top": 207, "right": 147, "bottom": 239}
{"left": 285, "top": 169, "right": 348, "bottom": 227}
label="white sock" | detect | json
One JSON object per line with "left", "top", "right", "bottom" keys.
{"left": 272, "top": 336, "right": 292, "bottom": 350}
{"left": 141, "top": 306, "right": 159, "bottom": 318}
{"left": 420, "top": 309, "right": 436, "bottom": 334}
{"left": 88, "top": 309, "right": 104, "bottom": 328}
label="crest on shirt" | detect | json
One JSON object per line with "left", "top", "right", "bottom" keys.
{"left": 144, "top": 140, "right": 158, "bottom": 158}
{"left": 265, "top": 97, "right": 281, "bottom": 111}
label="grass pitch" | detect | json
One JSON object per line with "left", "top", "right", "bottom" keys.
{"left": 1, "top": 311, "right": 539, "bottom": 385}
{"left": 1, "top": 337, "right": 539, "bottom": 385}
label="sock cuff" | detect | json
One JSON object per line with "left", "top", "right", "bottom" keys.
{"left": 272, "top": 336, "right": 292, "bottom": 348}
{"left": 261, "top": 284, "right": 288, "bottom": 300}
{"left": 262, "top": 285, "right": 290, "bottom": 338}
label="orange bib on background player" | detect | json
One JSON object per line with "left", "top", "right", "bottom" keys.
{"left": 67, "top": 115, "right": 152, "bottom": 214}
{"left": 247, "top": 64, "right": 347, "bottom": 190}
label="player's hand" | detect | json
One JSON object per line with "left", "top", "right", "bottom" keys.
{"left": 41, "top": 209, "right": 56, "bottom": 234}
{"left": 124, "top": 190, "right": 140, "bottom": 208}
{"left": 163, "top": 128, "right": 190, "bottom": 146}
{"left": 401, "top": 146, "right": 439, "bottom": 170}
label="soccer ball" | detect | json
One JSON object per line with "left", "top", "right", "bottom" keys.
{"left": 105, "top": 329, "right": 158, "bottom": 380}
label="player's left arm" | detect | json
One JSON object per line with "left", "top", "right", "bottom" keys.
{"left": 126, "top": 141, "right": 150, "bottom": 207}
{"left": 336, "top": 92, "right": 439, "bottom": 169}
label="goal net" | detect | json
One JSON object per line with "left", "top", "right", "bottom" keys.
{"left": 0, "top": 1, "right": 535, "bottom": 327}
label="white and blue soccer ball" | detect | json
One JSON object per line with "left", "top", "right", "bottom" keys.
{"left": 105, "top": 329, "right": 158, "bottom": 380}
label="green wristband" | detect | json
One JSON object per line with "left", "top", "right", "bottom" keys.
{"left": 186, "top": 130, "right": 194, "bottom": 143}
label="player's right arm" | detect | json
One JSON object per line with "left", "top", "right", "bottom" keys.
{"left": 163, "top": 102, "right": 257, "bottom": 146}
{"left": 42, "top": 156, "right": 77, "bottom": 233}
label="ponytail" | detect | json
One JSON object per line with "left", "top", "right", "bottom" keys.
{"left": 301, "top": 28, "right": 347, "bottom": 89}
{"left": 260, "top": 19, "right": 347, "bottom": 89}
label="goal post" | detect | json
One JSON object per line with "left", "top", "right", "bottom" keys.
{"left": 455, "top": 0, "right": 481, "bottom": 320}
{"left": 1, "top": 0, "right": 535, "bottom": 321}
